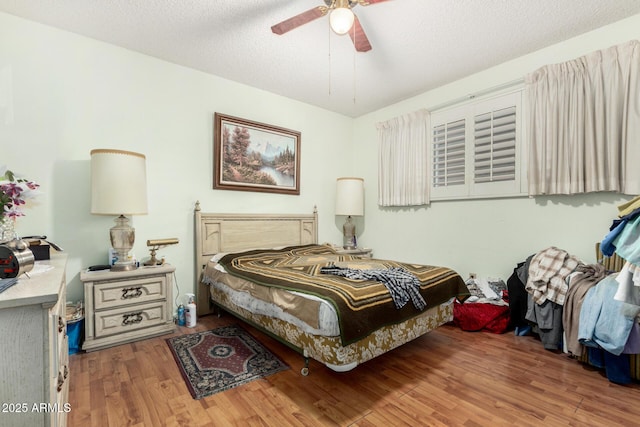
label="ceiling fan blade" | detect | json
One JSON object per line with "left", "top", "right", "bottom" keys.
{"left": 349, "top": 15, "right": 372, "bottom": 52}
{"left": 356, "top": 0, "right": 391, "bottom": 6}
{"left": 271, "top": 7, "right": 328, "bottom": 35}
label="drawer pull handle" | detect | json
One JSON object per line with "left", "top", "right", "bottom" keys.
{"left": 57, "top": 370, "right": 66, "bottom": 392}
{"left": 122, "top": 286, "right": 143, "bottom": 299}
{"left": 58, "top": 316, "right": 65, "bottom": 333}
{"left": 122, "top": 311, "right": 143, "bottom": 326}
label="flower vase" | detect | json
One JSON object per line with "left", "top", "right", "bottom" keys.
{"left": 0, "top": 219, "right": 18, "bottom": 242}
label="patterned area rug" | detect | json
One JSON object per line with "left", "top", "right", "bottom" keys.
{"left": 166, "top": 324, "right": 289, "bottom": 399}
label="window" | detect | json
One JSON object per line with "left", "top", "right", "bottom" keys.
{"left": 430, "top": 90, "right": 526, "bottom": 200}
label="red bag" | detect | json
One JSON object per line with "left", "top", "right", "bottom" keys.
{"left": 453, "top": 299, "right": 511, "bottom": 334}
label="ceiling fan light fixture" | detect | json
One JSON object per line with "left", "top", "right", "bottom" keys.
{"left": 329, "top": 7, "right": 355, "bottom": 35}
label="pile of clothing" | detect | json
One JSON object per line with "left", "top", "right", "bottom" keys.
{"left": 507, "top": 195, "right": 640, "bottom": 384}
{"left": 585, "top": 194, "right": 640, "bottom": 383}
{"left": 524, "top": 246, "right": 584, "bottom": 350}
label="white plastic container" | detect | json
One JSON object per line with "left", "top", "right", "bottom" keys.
{"left": 185, "top": 293, "right": 197, "bottom": 328}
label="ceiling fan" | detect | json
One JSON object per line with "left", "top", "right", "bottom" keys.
{"left": 271, "top": 0, "right": 390, "bottom": 52}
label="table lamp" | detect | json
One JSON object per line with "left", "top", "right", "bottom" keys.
{"left": 90, "top": 149, "right": 148, "bottom": 271}
{"left": 335, "top": 177, "right": 364, "bottom": 249}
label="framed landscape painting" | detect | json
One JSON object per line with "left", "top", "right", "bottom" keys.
{"left": 213, "top": 113, "right": 301, "bottom": 195}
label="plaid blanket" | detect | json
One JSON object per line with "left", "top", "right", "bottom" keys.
{"left": 218, "top": 245, "right": 467, "bottom": 345}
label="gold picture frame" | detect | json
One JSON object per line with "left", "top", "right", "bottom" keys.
{"left": 213, "top": 113, "right": 301, "bottom": 195}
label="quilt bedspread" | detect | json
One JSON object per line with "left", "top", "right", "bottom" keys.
{"left": 218, "top": 244, "right": 467, "bottom": 345}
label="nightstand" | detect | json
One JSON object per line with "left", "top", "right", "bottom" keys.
{"left": 331, "top": 245, "right": 373, "bottom": 258}
{"left": 81, "top": 263, "right": 176, "bottom": 352}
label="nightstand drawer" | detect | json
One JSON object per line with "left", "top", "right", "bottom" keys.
{"left": 94, "top": 301, "right": 168, "bottom": 338}
{"left": 94, "top": 276, "right": 167, "bottom": 310}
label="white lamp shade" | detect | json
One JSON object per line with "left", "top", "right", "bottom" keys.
{"left": 329, "top": 7, "right": 355, "bottom": 35}
{"left": 335, "top": 177, "right": 364, "bottom": 216}
{"left": 90, "top": 149, "right": 148, "bottom": 215}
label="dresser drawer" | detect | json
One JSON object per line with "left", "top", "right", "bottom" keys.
{"left": 94, "top": 301, "right": 169, "bottom": 338}
{"left": 93, "top": 275, "right": 167, "bottom": 310}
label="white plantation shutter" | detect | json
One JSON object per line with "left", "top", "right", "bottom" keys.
{"left": 430, "top": 89, "right": 525, "bottom": 200}
{"left": 432, "top": 118, "right": 466, "bottom": 188}
{"left": 474, "top": 105, "right": 516, "bottom": 183}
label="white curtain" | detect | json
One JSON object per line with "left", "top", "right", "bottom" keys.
{"left": 376, "top": 109, "right": 430, "bottom": 206}
{"left": 526, "top": 40, "right": 640, "bottom": 196}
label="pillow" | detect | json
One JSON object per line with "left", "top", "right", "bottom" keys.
{"left": 210, "top": 252, "right": 228, "bottom": 263}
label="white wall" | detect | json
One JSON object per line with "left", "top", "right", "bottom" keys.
{"left": 0, "top": 12, "right": 352, "bottom": 304}
{"left": 353, "top": 14, "right": 640, "bottom": 282}
{"left": 3, "top": 10, "right": 639, "bottom": 308}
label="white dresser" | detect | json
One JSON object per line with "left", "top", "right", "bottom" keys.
{"left": 0, "top": 253, "right": 69, "bottom": 427}
{"left": 81, "top": 264, "right": 176, "bottom": 352}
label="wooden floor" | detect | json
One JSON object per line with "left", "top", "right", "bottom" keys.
{"left": 68, "top": 315, "right": 640, "bottom": 426}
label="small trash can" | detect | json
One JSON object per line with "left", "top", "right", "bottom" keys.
{"left": 66, "top": 302, "right": 84, "bottom": 355}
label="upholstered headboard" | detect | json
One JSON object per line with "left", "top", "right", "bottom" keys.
{"left": 193, "top": 201, "right": 318, "bottom": 315}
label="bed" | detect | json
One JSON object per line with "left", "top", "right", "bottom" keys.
{"left": 193, "top": 202, "right": 467, "bottom": 374}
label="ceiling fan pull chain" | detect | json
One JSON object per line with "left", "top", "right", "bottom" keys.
{"left": 353, "top": 24, "right": 357, "bottom": 104}
{"left": 328, "top": 26, "right": 332, "bottom": 96}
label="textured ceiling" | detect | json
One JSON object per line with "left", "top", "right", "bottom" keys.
{"left": 1, "top": 0, "right": 639, "bottom": 117}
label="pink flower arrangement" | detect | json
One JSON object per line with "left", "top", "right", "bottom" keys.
{"left": 0, "top": 166, "right": 40, "bottom": 222}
